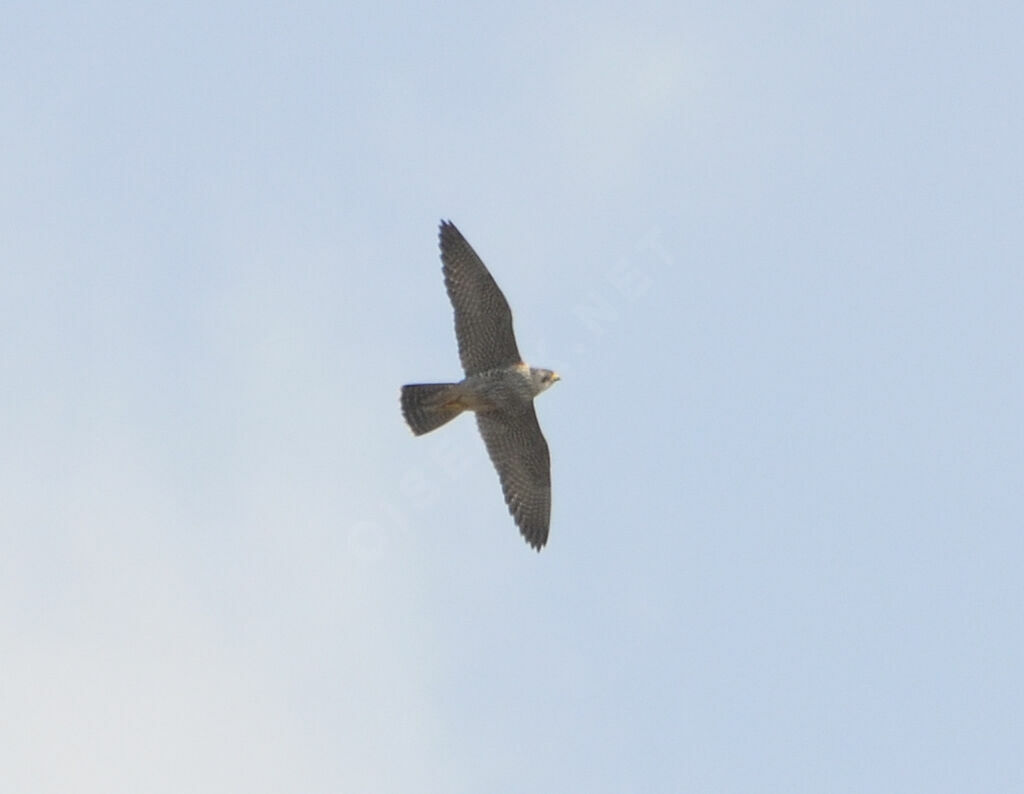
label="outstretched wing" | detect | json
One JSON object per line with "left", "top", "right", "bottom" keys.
{"left": 476, "top": 407, "right": 551, "bottom": 550}
{"left": 440, "top": 221, "right": 521, "bottom": 376}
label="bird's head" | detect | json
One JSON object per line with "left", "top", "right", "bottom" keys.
{"left": 530, "top": 368, "right": 561, "bottom": 394}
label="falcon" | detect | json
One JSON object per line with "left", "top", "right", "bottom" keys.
{"left": 401, "top": 221, "right": 560, "bottom": 550}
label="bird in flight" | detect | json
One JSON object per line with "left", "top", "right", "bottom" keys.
{"left": 401, "top": 221, "right": 560, "bottom": 550}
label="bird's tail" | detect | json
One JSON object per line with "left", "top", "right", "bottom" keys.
{"left": 401, "top": 383, "right": 465, "bottom": 435}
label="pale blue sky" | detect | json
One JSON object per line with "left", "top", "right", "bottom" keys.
{"left": 3, "top": 2, "right": 1022, "bottom": 791}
